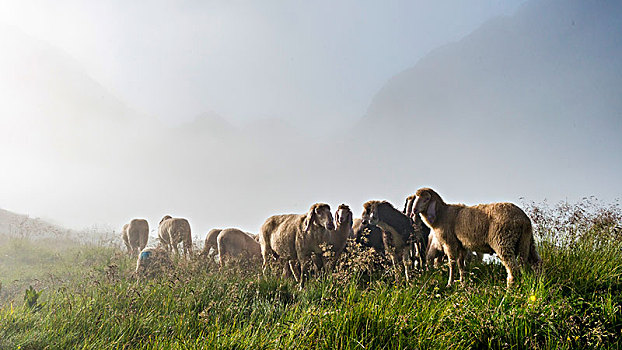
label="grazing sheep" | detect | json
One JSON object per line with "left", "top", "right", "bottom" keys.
{"left": 158, "top": 215, "right": 193, "bottom": 258}
{"left": 202, "top": 228, "right": 223, "bottom": 257}
{"left": 124, "top": 219, "right": 149, "bottom": 256}
{"left": 352, "top": 218, "right": 386, "bottom": 255}
{"left": 361, "top": 200, "right": 426, "bottom": 281}
{"left": 325, "top": 204, "right": 354, "bottom": 269}
{"left": 259, "top": 203, "right": 335, "bottom": 287}
{"left": 411, "top": 188, "right": 541, "bottom": 287}
{"left": 217, "top": 228, "right": 261, "bottom": 266}
{"left": 135, "top": 246, "right": 172, "bottom": 277}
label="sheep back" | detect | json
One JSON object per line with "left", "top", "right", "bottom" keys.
{"left": 218, "top": 228, "right": 261, "bottom": 259}
{"left": 260, "top": 214, "right": 306, "bottom": 261}
{"left": 128, "top": 219, "right": 149, "bottom": 252}
{"left": 452, "top": 203, "right": 530, "bottom": 255}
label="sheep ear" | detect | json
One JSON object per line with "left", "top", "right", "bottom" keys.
{"left": 427, "top": 199, "right": 437, "bottom": 224}
{"left": 304, "top": 211, "right": 316, "bottom": 233}
{"left": 334, "top": 211, "right": 340, "bottom": 224}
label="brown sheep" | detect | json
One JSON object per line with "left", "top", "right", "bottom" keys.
{"left": 217, "top": 228, "right": 261, "bottom": 266}
{"left": 124, "top": 219, "right": 149, "bottom": 256}
{"left": 411, "top": 188, "right": 541, "bottom": 287}
{"left": 259, "top": 203, "right": 335, "bottom": 287}
{"left": 202, "top": 228, "right": 223, "bottom": 257}
{"left": 361, "top": 200, "right": 426, "bottom": 281}
{"left": 325, "top": 204, "right": 354, "bottom": 270}
{"left": 158, "top": 215, "right": 193, "bottom": 258}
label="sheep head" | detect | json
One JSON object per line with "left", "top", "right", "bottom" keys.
{"left": 335, "top": 204, "right": 353, "bottom": 228}
{"left": 413, "top": 188, "right": 442, "bottom": 225}
{"left": 361, "top": 200, "right": 382, "bottom": 226}
{"left": 304, "top": 203, "right": 335, "bottom": 233}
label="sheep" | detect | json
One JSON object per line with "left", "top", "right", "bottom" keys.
{"left": 324, "top": 204, "right": 354, "bottom": 270}
{"left": 202, "top": 228, "right": 223, "bottom": 257}
{"left": 259, "top": 203, "right": 335, "bottom": 287}
{"left": 158, "top": 215, "right": 193, "bottom": 258}
{"left": 135, "top": 246, "right": 172, "bottom": 277}
{"left": 361, "top": 200, "right": 426, "bottom": 281}
{"left": 411, "top": 187, "right": 541, "bottom": 288}
{"left": 352, "top": 218, "right": 386, "bottom": 255}
{"left": 125, "top": 219, "right": 149, "bottom": 256}
{"left": 217, "top": 228, "right": 261, "bottom": 266}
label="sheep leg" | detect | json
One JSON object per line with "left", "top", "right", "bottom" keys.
{"left": 402, "top": 249, "right": 411, "bottom": 282}
{"left": 261, "top": 245, "right": 281, "bottom": 277}
{"left": 444, "top": 244, "right": 460, "bottom": 287}
{"left": 289, "top": 260, "right": 302, "bottom": 283}
{"left": 457, "top": 252, "right": 466, "bottom": 286}
{"left": 499, "top": 252, "right": 520, "bottom": 288}
{"left": 124, "top": 241, "right": 132, "bottom": 254}
{"left": 311, "top": 253, "right": 325, "bottom": 275}
{"left": 283, "top": 262, "right": 295, "bottom": 279}
{"left": 184, "top": 241, "right": 193, "bottom": 259}
{"left": 446, "top": 258, "right": 456, "bottom": 287}
{"left": 389, "top": 253, "right": 400, "bottom": 282}
{"left": 298, "top": 259, "right": 311, "bottom": 289}
{"left": 414, "top": 242, "right": 425, "bottom": 270}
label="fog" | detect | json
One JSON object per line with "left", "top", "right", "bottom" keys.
{"left": 1, "top": 0, "right": 621, "bottom": 238}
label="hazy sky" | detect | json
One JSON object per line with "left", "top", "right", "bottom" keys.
{"left": 0, "top": 1, "right": 526, "bottom": 131}
{"left": 1, "top": 0, "right": 620, "bottom": 236}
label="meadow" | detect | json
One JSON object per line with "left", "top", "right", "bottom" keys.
{"left": 1, "top": 198, "right": 621, "bottom": 349}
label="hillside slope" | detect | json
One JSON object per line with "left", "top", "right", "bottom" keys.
{"left": 351, "top": 0, "right": 622, "bottom": 202}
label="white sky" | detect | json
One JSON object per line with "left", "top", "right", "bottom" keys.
{"left": 0, "top": 0, "right": 527, "bottom": 131}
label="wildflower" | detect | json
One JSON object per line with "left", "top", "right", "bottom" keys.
{"left": 529, "top": 295, "right": 537, "bottom": 302}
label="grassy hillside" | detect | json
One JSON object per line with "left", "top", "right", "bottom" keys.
{"left": 1, "top": 199, "right": 621, "bottom": 349}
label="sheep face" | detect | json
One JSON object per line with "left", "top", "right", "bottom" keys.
{"left": 412, "top": 191, "right": 437, "bottom": 223}
{"left": 360, "top": 201, "right": 378, "bottom": 226}
{"left": 305, "top": 203, "right": 335, "bottom": 232}
{"left": 335, "top": 205, "right": 353, "bottom": 227}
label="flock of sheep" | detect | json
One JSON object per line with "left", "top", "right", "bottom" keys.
{"left": 124, "top": 187, "right": 541, "bottom": 288}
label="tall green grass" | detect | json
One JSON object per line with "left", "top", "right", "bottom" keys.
{"left": 1, "top": 199, "right": 621, "bottom": 349}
